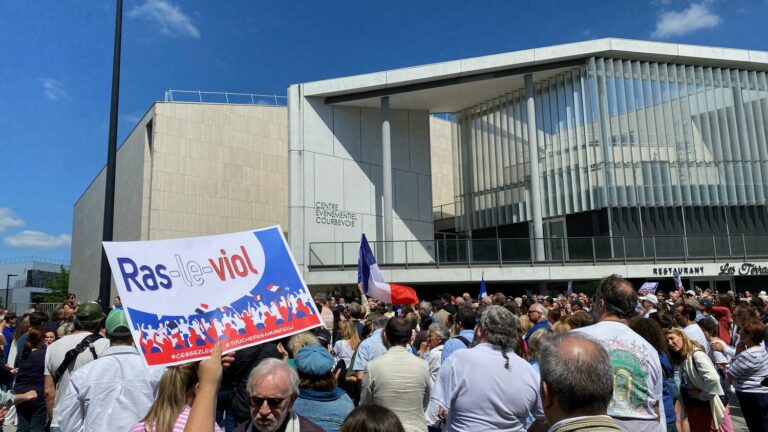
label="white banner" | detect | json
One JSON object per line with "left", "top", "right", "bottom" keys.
{"left": 103, "top": 226, "right": 322, "bottom": 366}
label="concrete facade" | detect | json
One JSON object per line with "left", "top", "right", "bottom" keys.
{"left": 70, "top": 101, "right": 454, "bottom": 300}
{"left": 292, "top": 38, "right": 768, "bottom": 293}
{"left": 70, "top": 102, "right": 291, "bottom": 301}
{"left": 288, "top": 88, "right": 440, "bottom": 272}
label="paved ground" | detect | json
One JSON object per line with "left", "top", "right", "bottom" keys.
{"left": 729, "top": 392, "right": 748, "bottom": 431}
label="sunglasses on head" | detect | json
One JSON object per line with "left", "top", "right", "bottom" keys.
{"left": 250, "top": 396, "right": 288, "bottom": 409}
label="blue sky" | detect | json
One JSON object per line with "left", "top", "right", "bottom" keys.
{"left": 0, "top": 0, "right": 766, "bottom": 262}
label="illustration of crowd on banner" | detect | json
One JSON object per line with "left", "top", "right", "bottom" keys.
{"left": 103, "top": 226, "right": 323, "bottom": 366}
{"left": 129, "top": 284, "right": 319, "bottom": 362}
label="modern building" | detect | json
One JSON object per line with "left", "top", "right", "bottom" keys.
{"left": 290, "top": 38, "right": 768, "bottom": 295}
{"left": 0, "top": 257, "right": 68, "bottom": 312}
{"left": 69, "top": 92, "right": 453, "bottom": 301}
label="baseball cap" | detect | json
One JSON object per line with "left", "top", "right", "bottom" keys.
{"left": 294, "top": 344, "right": 334, "bottom": 377}
{"left": 105, "top": 309, "right": 132, "bottom": 337}
{"left": 698, "top": 298, "right": 713, "bottom": 308}
{"left": 639, "top": 294, "right": 659, "bottom": 306}
{"left": 685, "top": 290, "right": 696, "bottom": 296}
{"left": 76, "top": 302, "right": 105, "bottom": 322}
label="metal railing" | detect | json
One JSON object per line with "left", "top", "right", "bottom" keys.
{"left": 432, "top": 203, "right": 457, "bottom": 220}
{"left": 163, "top": 90, "right": 287, "bottom": 107}
{"left": 308, "top": 234, "right": 768, "bottom": 270}
{"left": 0, "top": 256, "right": 69, "bottom": 265}
{"left": 7, "top": 302, "right": 60, "bottom": 316}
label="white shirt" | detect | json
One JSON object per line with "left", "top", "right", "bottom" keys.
{"left": 684, "top": 323, "right": 709, "bottom": 353}
{"left": 44, "top": 332, "right": 110, "bottom": 427}
{"left": 58, "top": 345, "right": 165, "bottom": 432}
{"left": 426, "top": 345, "right": 444, "bottom": 384}
{"left": 424, "top": 345, "right": 445, "bottom": 427}
{"left": 706, "top": 337, "right": 729, "bottom": 366}
{"left": 574, "top": 321, "right": 665, "bottom": 432}
{"left": 432, "top": 343, "right": 544, "bottom": 432}
{"left": 333, "top": 339, "right": 355, "bottom": 369}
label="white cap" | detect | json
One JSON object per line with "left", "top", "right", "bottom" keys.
{"left": 640, "top": 294, "right": 659, "bottom": 306}
{"left": 685, "top": 290, "right": 696, "bottom": 296}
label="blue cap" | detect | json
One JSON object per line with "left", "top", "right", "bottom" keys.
{"left": 294, "top": 344, "right": 334, "bottom": 377}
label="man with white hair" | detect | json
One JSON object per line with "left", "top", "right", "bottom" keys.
{"left": 524, "top": 303, "right": 551, "bottom": 344}
{"left": 234, "top": 358, "right": 322, "bottom": 432}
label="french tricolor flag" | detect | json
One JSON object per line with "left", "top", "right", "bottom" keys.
{"left": 357, "top": 234, "right": 419, "bottom": 305}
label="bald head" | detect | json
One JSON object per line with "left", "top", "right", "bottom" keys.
{"left": 539, "top": 333, "right": 613, "bottom": 416}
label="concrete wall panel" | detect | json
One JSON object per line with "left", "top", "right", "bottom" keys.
{"left": 333, "top": 106, "right": 361, "bottom": 161}
{"left": 360, "top": 108, "right": 383, "bottom": 166}
{"left": 394, "top": 170, "right": 419, "bottom": 221}
{"left": 342, "top": 159, "right": 372, "bottom": 214}
{"left": 303, "top": 98, "right": 334, "bottom": 155}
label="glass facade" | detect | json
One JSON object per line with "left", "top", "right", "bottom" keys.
{"left": 454, "top": 57, "right": 768, "bottom": 233}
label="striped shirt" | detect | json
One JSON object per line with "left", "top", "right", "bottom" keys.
{"left": 129, "top": 405, "right": 223, "bottom": 432}
{"left": 727, "top": 346, "right": 768, "bottom": 393}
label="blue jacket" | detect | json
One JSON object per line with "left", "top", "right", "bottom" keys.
{"left": 2, "top": 326, "right": 14, "bottom": 358}
{"left": 292, "top": 387, "right": 354, "bottom": 432}
{"left": 659, "top": 352, "right": 676, "bottom": 425}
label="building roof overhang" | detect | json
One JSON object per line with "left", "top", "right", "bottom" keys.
{"left": 295, "top": 38, "right": 768, "bottom": 112}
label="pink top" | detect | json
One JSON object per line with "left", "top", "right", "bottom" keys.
{"left": 129, "top": 405, "right": 223, "bottom": 432}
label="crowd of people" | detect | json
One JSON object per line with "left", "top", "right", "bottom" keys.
{"left": 0, "top": 279, "right": 765, "bottom": 432}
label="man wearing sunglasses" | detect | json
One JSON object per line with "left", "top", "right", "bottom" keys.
{"left": 234, "top": 357, "right": 322, "bottom": 432}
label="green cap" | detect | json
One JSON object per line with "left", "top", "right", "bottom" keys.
{"left": 105, "top": 309, "right": 132, "bottom": 337}
{"left": 76, "top": 302, "right": 105, "bottom": 322}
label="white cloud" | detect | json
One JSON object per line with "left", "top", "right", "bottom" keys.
{"left": 4, "top": 231, "right": 71, "bottom": 249}
{"left": 0, "top": 208, "right": 24, "bottom": 232}
{"left": 41, "top": 78, "right": 66, "bottom": 101}
{"left": 127, "top": 0, "right": 201, "bottom": 39}
{"left": 652, "top": 2, "right": 722, "bottom": 38}
{"left": 120, "top": 112, "right": 143, "bottom": 125}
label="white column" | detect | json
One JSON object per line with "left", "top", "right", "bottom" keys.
{"left": 525, "top": 74, "right": 545, "bottom": 261}
{"left": 381, "top": 96, "right": 394, "bottom": 263}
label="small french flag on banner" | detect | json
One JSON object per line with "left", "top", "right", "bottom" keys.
{"left": 267, "top": 284, "right": 281, "bottom": 293}
{"left": 357, "top": 234, "right": 419, "bottom": 305}
{"left": 253, "top": 294, "right": 261, "bottom": 302}
{"left": 219, "top": 306, "right": 228, "bottom": 312}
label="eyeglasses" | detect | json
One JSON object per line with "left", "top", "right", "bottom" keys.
{"left": 250, "top": 396, "right": 289, "bottom": 409}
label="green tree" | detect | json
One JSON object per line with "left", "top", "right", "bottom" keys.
{"left": 42, "top": 265, "right": 69, "bottom": 303}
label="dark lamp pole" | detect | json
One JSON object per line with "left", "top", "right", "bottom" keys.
{"left": 98, "top": 0, "right": 123, "bottom": 311}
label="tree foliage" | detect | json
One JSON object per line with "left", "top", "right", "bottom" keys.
{"left": 42, "top": 265, "right": 69, "bottom": 303}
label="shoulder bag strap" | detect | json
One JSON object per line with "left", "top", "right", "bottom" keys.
{"left": 53, "top": 333, "right": 103, "bottom": 386}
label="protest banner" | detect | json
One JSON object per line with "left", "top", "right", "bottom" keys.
{"left": 102, "top": 226, "right": 323, "bottom": 366}
{"left": 639, "top": 281, "right": 659, "bottom": 295}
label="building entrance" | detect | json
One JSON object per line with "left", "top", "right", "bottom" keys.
{"left": 689, "top": 277, "right": 733, "bottom": 294}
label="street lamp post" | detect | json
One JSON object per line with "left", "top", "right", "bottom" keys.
{"left": 98, "top": 0, "right": 123, "bottom": 310}
{"left": 5, "top": 274, "right": 17, "bottom": 311}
